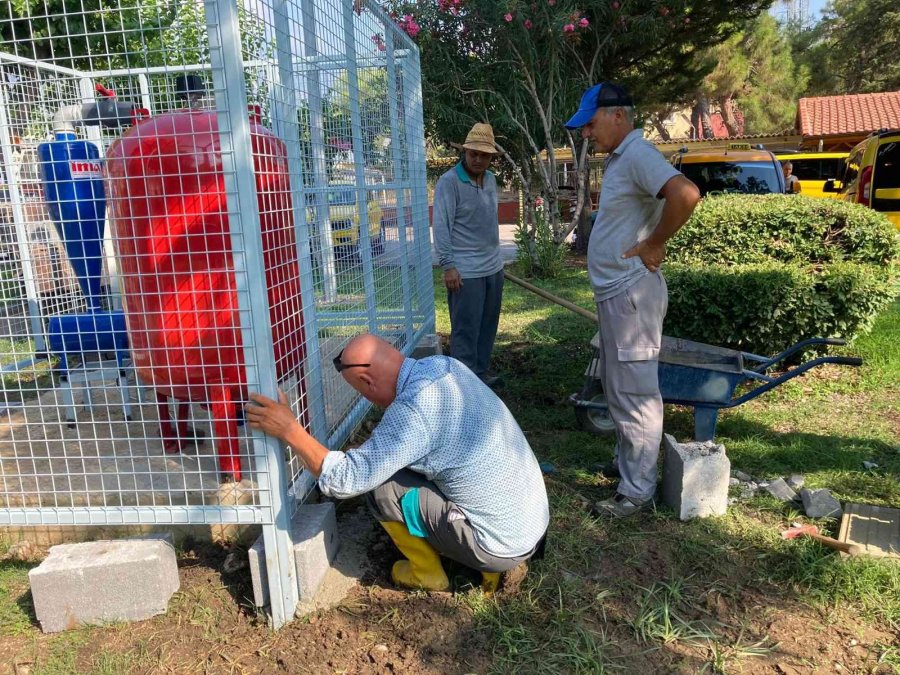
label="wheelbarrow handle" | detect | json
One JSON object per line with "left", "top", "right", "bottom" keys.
{"left": 726, "top": 355, "right": 863, "bottom": 408}
{"left": 828, "top": 356, "right": 863, "bottom": 366}
{"left": 747, "top": 337, "right": 849, "bottom": 371}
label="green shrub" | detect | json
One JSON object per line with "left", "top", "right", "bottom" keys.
{"left": 669, "top": 195, "right": 899, "bottom": 266}
{"left": 664, "top": 262, "right": 895, "bottom": 354}
{"left": 514, "top": 207, "right": 567, "bottom": 279}
{"left": 662, "top": 196, "right": 899, "bottom": 354}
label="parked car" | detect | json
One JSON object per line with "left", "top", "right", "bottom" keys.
{"left": 670, "top": 144, "right": 786, "bottom": 196}
{"left": 824, "top": 129, "right": 900, "bottom": 229}
{"left": 774, "top": 151, "right": 849, "bottom": 199}
{"left": 307, "top": 186, "right": 384, "bottom": 257}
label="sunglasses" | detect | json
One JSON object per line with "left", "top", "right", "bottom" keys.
{"left": 332, "top": 349, "right": 371, "bottom": 373}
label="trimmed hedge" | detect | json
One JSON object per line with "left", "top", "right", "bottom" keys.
{"left": 668, "top": 195, "right": 899, "bottom": 266}
{"left": 662, "top": 196, "right": 898, "bottom": 355}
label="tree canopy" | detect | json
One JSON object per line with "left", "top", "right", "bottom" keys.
{"left": 385, "top": 0, "right": 772, "bottom": 239}
{"left": 697, "top": 13, "right": 807, "bottom": 136}
{"left": 793, "top": 0, "right": 900, "bottom": 96}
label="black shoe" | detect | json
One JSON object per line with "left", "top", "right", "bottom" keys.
{"left": 593, "top": 462, "right": 620, "bottom": 479}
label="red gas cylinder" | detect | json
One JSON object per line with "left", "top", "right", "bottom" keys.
{"left": 104, "top": 109, "right": 307, "bottom": 481}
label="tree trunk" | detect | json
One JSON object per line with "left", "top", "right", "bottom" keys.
{"left": 692, "top": 95, "right": 715, "bottom": 139}
{"left": 574, "top": 137, "right": 592, "bottom": 253}
{"left": 650, "top": 114, "right": 672, "bottom": 141}
{"left": 720, "top": 95, "right": 743, "bottom": 136}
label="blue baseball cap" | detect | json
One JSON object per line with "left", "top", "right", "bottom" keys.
{"left": 564, "top": 82, "right": 633, "bottom": 129}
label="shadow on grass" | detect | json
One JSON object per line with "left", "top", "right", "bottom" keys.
{"left": 713, "top": 413, "right": 900, "bottom": 507}
{"left": 474, "top": 480, "right": 899, "bottom": 673}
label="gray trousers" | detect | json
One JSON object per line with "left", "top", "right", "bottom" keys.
{"left": 447, "top": 269, "right": 504, "bottom": 379}
{"left": 367, "top": 469, "right": 534, "bottom": 573}
{"left": 596, "top": 271, "right": 668, "bottom": 501}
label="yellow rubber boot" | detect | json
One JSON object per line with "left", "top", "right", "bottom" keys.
{"left": 481, "top": 572, "right": 501, "bottom": 596}
{"left": 380, "top": 521, "right": 449, "bottom": 591}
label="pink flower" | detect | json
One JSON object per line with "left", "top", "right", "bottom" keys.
{"left": 400, "top": 15, "right": 421, "bottom": 38}
{"left": 504, "top": 12, "right": 513, "bottom": 21}
{"left": 611, "top": 1, "right": 619, "bottom": 8}
{"left": 563, "top": 22, "right": 575, "bottom": 32}
{"left": 535, "top": 196, "right": 544, "bottom": 207}
{"left": 548, "top": 0, "right": 556, "bottom": 5}
{"left": 579, "top": 17, "right": 589, "bottom": 27}
{"left": 524, "top": 18, "right": 533, "bottom": 29}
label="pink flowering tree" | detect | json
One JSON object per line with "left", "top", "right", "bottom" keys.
{"left": 384, "top": 0, "right": 769, "bottom": 245}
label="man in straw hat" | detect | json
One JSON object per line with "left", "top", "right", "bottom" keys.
{"left": 564, "top": 83, "right": 700, "bottom": 518}
{"left": 432, "top": 123, "right": 504, "bottom": 386}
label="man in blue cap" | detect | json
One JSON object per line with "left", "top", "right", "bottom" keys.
{"left": 565, "top": 83, "right": 701, "bottom": 517}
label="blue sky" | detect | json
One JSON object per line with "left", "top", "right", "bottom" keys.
{"left": 808, "top": 0, "right": 829, "bottom": 21}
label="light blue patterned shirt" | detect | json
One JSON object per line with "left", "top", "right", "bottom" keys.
{"left": 318, "top": 356, "right": 550, "bottom": 557}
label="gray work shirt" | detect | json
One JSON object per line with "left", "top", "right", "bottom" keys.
{"left": 589, "top": 129, "right": 681, "bottom": 302}
{"left": 432, "top": 163, "right": 503, "bottom": 278}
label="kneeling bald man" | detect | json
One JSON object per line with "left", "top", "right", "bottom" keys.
{"left": 247, "top": 334, "right": 549, "bottom": 592}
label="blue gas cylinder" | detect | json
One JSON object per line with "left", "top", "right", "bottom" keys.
{"left": 38, "top": 132, "right": 106, "bottom": 311}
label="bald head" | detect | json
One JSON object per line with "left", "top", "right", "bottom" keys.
{"left": 338, "top": 334, "right": 405, "bottom": 407}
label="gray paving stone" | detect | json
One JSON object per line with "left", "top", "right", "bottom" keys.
{"left": 800, "top": 488, "right": 843, "bottom": 519}
{"left": 765, "top": 477, "right": 799, "bottom": 502}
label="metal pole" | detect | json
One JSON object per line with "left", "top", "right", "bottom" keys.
{"left": 0, "top": 82, "right": 46, "bottom": 352}
{"left": 384, "top": 31, "right": 414, "bottom": 347}
{"left": 300, "top": 0, "right": 338, "bottom": 302}
{"left": 400, "top": 47, "right": 435, "bottom": 335}
{"left": 204, "top": 0, "right": 298, "bottom": 630}
{"left": 137, "top": 74, "right": 153, "bottom": 114}
{"left": 341, "top": 1, "right": 377, "bottom": 332}
{"left": 272, "top": 0, "right": 329, "bottom": 456}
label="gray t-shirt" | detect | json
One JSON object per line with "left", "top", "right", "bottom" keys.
{"left": 432, "top": 163, "right": 503, "bottom": 278}
{"left": 589, "top": 129, "right": 681, "bottom": 302}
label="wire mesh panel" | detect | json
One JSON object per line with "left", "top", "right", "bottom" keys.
{"left": 0, "top": 0, "right": 431, "bottom": 628}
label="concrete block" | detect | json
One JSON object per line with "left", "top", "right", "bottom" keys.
{"left": 787, "top": 474, "right": 805, "bottom": 490}
{"left": 662, "top": 434, "right": 730, "bottom": 520}
{"left": 800, "top": 488, "right": 843, "bottom": 519}
{"left": 411, "top": 333, "right": 442, "bottom": 360}
{"left": 249, "top": 502, "right": 341, "bottom": 607}
{"left": 764, "top": 477, "right": 799, "bottom": 502}
{"left": 29, "top": 539, "right": 179, "bottom": 633}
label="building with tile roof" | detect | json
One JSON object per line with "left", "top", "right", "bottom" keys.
{"left": 796, "top": 91, "right": 900, "bottom": 150}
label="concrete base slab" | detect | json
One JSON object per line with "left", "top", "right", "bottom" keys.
{"left": 411, "top": 333, "right": 442, "bottom": 359}
{"left": 29, "top": 538, "right": 179, "bottom": 633}
{"left": 250, "top": 502, "right": 377, "bottom": 618}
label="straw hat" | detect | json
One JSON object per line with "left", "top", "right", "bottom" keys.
{"left": 451, "top": 123, "right": 498, "bottom": 154}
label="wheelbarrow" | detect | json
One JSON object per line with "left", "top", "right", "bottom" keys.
{"left": 501, "top": 271, "right": 864, "bottom": 442}
{"left": 571, "top": 333, "right": 863, "bottom": 441}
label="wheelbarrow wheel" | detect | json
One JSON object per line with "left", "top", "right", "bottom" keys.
{"left": 574, "top": 379, "right": 616, "bottom": 435}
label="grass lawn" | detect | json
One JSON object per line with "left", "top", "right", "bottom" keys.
{"left": 437, "top": 262, "right": 900, "bottom": 673}
{"left": 0, "top": 261, "right": 897, "bottom": 674}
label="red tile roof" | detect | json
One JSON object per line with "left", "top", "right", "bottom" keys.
{"left": 797, "top": 92, "right": 900, "bottom": 137}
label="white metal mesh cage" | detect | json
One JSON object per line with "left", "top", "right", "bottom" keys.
{"left": 0, "top": 0, "right": 432, "bottom": 627}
